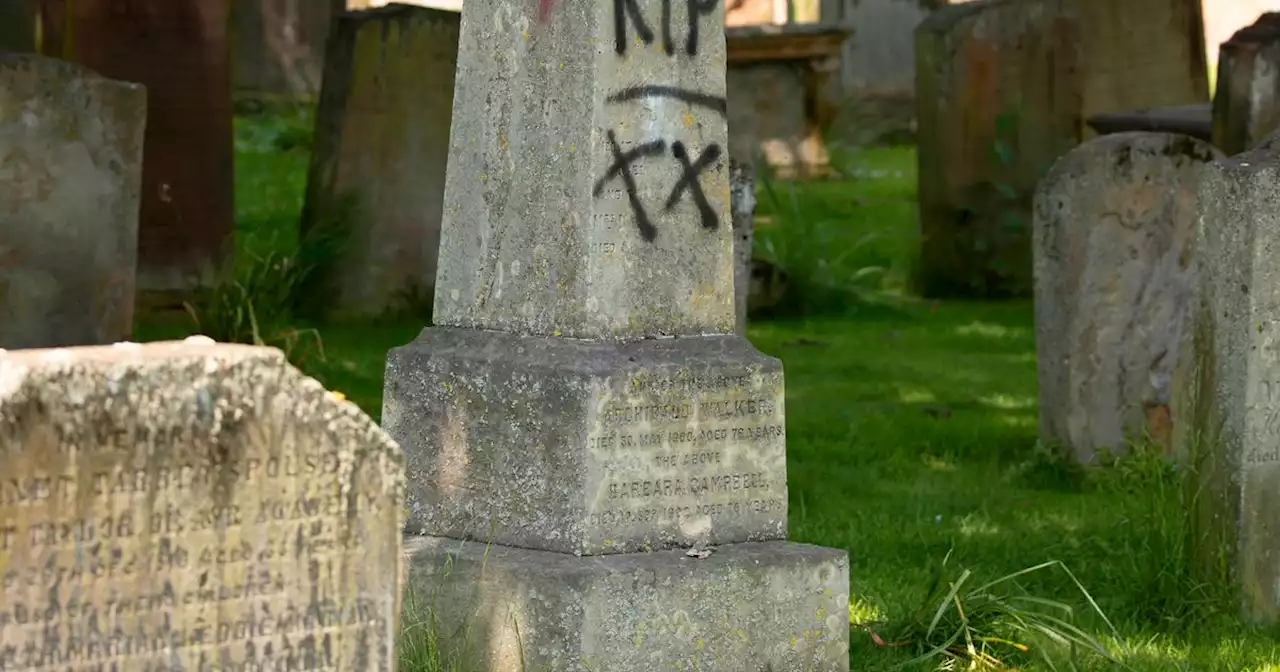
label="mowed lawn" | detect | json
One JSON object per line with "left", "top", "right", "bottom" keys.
{"left": 133, "top": 114, "right": 1280, "bottom": 670}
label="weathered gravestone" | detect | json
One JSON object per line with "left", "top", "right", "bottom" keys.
{"left": 0, "top": 338, "right": 405, "bottom": 668}
{"left": 40, "top": 0, "right": 235, "bottom": 307}
{"left": 915, "top": 0, "right": 1082, "bottom": 299}
{"left": 1072, "top": 0, "right": 1209, "bottom": 134}
{"left": 301, "top": 4, "right": 460, "bottom": 318}
{"left": 0, "top": 54, "right": 146, "bottom": 350}
{"left": 1033, "top": 132, "right": 1222, "bottom": 464}
{"left": 383, "top": 0, "right": 850, "bottom": 669}
{"left": 730, "top": 158, "right": 757, "bottom": 333}
{"left": 1176, "top": 133, "right": 1280, "bottom": 624}
{"left": 229, "top": 0, "right": 345, "bottom": 100}
{"left": 1213, "top": 12, "right": 1280, "bottom": 156}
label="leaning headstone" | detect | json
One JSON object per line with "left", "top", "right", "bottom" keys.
{"left": 43, "top": 0, "right": 235, "bottom": 309}
{"left": 730, "top": 159, "right": 757, "bottom": 333}
{"left": 1178, "top": 133, "right": 1280, "bottom": 624}
{"left": 0, "top": 339, "right": 405, "bottom": 667}
{"left": 301, "top": 4, "right": 460, "bottom": 318}
{"left": 385, "top": 0, "right": 850, "bottom": 669}
{"left": 915, "top": 0, "right": 1083, "bottom": 299}
{"left": 1033, "top": 132, "right": 1223, "bottom": 464}
{"left": 0, "top": 54, "right": 146, "bottom": 349}
{"left": 1213, "top": 13, "right": 1280, "bottom": 156}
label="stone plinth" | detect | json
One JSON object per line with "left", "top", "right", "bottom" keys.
{"left": 302, "top": 4, "right": 460, "bottom": 318}
{"left": 915, "top": 0, "right": 1082, "bottom": 299}
{"left": 1213, "top": 13, "right": 1280, "bottom": 156}
{"left": 386, "top": 330, "right": 787, "bottom": 556}
{"left": 0, "top": 54, "right": 146, "bottom": 349}
{"left": 403, "top": 537, "right": 850, "bottom": 672}
{"left": 1033, "top": 132, "right": 1222, "bottom": 463}
{"left": 0, "top": 339, "right": 405, "bottom": 668}
{"left": 1177, "top": 134, "right": 1280, "bottom": 624}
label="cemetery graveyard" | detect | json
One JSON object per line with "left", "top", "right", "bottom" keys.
{"left": 8, "top": 0, "right": 1280, "bottom": 670}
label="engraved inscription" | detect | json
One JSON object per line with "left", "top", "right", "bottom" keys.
{"left": 585, "top": 370, "right": 787, "bottom": 537}
{"left": 1249, "top": 379, "right": 1280, "bottom": 463}
{"left": 0, "top": 415, "right": 400, "bottom": 672}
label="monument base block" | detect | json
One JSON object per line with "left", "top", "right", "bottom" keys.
{"left": 402, "top": 536, "right": 851, "bottom": 672}
{"left": 384, "top": 328, "right": 790, "bottom": 556}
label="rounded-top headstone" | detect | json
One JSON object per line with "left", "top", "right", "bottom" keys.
{"left": 1033, "top": 131, "right": 1223, "bottom": 463}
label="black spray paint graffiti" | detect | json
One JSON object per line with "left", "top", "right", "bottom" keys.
{"left": 601, "top": 0, "right": 726, "bottom": 242}
{"left": 592, "top": 131, "right": 723, "bottom": 243}
{"left": 614, "top": 0, "right": 720, "bottom": 55}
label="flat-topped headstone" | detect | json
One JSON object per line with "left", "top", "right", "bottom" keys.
{"left": 914, "top": 0, "right": 1083, "bottom": 298}
{"left": 0, "top": 340, "right": 405, "bottom": 668}
{"left": 0, "top": 54, "right": 145, "bottom": 349}
{"left": 432, "top": 0, "right": 735, "bottom": 339}
{"left": 1213, "top": 13, "right": 1280, "bottom": 156}
{"left": 43, "top": 0, "right": 235, "bottom": 306}
{"left": 386, "top": 0, "right": 849, "bottom": 668}
{"left": 302, "top": 4, "right": 460, "bottom": 318}
{"left": 1073, "top": 0, "right": 1209, "bottom": 135}
{"left": 1177, "top": 133, "right": 1280, "bottom": 623}
{"left": 1034, "top": 132, "right": 1222, "bottom": 464}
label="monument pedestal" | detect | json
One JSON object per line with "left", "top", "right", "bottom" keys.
{"left": 385, "top": 329, "right": 792, "bottom": 557}
{"left": 403, "top": 536, "right": 850, "bottom": 671}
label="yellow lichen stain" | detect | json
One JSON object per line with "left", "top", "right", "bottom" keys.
{"left": 633, "top": 622, "right": 647, "bottom": 648}
{"left": 480, "top": 173, "right": 489, "bottom": 182}
{"left": 568, "top": 144, "right": 576, "bottom": 153}
{"left": 695, "top": 638, "right": 704, "bottom": 650}
{"left": 682, "top": 110, "right": 696, "bottom": 129}
{"left": 499, "top": 133, "right": 509, "bottom": 150}
{"left": 553, "top": 329, "right": 562, "bottom": 337}
{"left": 328, "top": 390, "right": 347, "bottom": 402}
{"left": 815, "top": 607, "right": 827, "bottom": 621}
{"left": 559, "top": 62, "right": 565, "bottom": 69}
{"left": 790, "top": 636, "right": 798, "bottom": 647}
{"left": 522, "top": 30, "right": 530, "bottom": 39}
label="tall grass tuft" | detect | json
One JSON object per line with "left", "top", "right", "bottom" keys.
{"left": 875, "top": 552, "right": 1120, "bottom": 670}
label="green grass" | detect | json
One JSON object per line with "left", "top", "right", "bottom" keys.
{"left": 133, "top": 116, "right": 1280, "bottom": 670}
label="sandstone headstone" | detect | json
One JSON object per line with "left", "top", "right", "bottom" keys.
{"left": 300, "top": 4, "right": 460, "bottom": 318}
{"left": 1073, "top": 0, "right": 1209, "bottom": 134}
{"left": 0, "top": 54, "right": 146, "bottom": 349}
{"left": 1213, "top": 12, "right": 1280, "bottom": 156}
{"left": 385, "top": 0, "right": 849, "bottom": 668}
{"left": 731, "top": 159, "right": 757, "bottom": 333}
{"left": 915, "top": 0, "right": 1082, "bottom": 298}
{"left": 1033, "top": 132, "right": 1223, "bottom": 464}
{"left": 1177, "top": 133, "right": 1280, "bottom": 624}
{"left": 41, "top": 0, "right": 235, "bottom": 305}
{"left": 0, "top": 339, "right": 405, "bottom": 668}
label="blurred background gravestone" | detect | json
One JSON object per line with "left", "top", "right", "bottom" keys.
{"left": 39, "top": 0, "right": 235, "bottom": 311}
{"left": 0, "top": 54, "right": 146, "bottom": 349}
{"left": 1213, "top": 12, "right": 1280, "bottom": 155}
{"left": 914, "top": 0, "right": 1083, "bottom": 299}
{"left": 301, "top": 4, "right": 460, "bottom": 319}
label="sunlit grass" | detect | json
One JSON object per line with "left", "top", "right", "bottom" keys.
{"left": 129, "top": 114, "right": 1280, "bottom": 671}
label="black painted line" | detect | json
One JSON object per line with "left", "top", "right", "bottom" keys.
{"left": 605, "top": 86, "right": 728, "bottom": 117}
